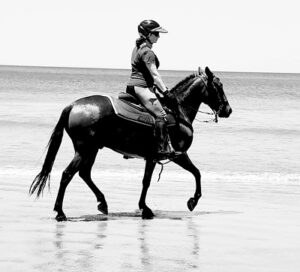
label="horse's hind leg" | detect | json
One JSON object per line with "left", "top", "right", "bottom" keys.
{"left": 139, "top": 159, "right": 156, "bottom": 219}
{"left": 54, "top": 152, "right": 82, "bottom": 221}
{"left": 78, "top": 149, "right": 108, "bottom": 215}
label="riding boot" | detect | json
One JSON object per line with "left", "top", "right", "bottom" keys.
{"left": 154, "top": 117, "right": 176, "bottom": 159}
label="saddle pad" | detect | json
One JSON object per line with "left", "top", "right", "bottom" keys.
{"left": 108, "top": 96, "right": 155, "bottom": 127}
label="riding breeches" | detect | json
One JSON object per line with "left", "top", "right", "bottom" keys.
{"left": 132, "top": 86, "right": 167, "bottom": 118}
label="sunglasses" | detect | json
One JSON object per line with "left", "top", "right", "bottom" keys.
{"left": 152, "top": 32, "right": 160, "bottom": 37}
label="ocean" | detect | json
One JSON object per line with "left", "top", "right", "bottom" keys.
{"left": 1, "top": 65, "right": 299, "bottom": 174}
{"left": 1, "top": 65, "right": 300, "bottom": 272}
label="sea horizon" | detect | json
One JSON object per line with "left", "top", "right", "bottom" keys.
{"left": 1, "top": 64, "right": 299, "bottom": 75}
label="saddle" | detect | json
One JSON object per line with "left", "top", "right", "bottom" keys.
{"left": 108, "top": 92, "right": 176, "bottom": 127}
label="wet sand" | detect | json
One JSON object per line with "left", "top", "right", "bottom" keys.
{"left": 1, "top": 169, "right": 300, "bottom": 272}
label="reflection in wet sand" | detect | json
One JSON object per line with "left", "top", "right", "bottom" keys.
{"left": 136, "top": 217, "right": 202, "bottom": 271}
{"left": 54, "top": 223, "right": 65, "bottom": 250}
{"left": 187, "top": 219, "right": 200, "bottom": 264}
{"left": 139, "top": 221, "right": 152, "bottom": 270}
{"left": 95, "top": 221, "right": 108, "bottom": 249}
{"left": 48, "top": 212, "right": 203, "bottom": 272}
{"left": 52, "top": 221, "right": 109, "bottom": 272}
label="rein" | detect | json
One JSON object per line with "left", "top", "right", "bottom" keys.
{"left": 176, "top": 100, "right": 218, "bottom": 124}
{"left": 196, "top": 109, "right": 218, "bottom": 123}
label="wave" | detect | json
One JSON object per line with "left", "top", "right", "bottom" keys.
{"left": 0, "top": 119, "right": 51, "bottom": 128}
{"left": 235, "top": 127, "right": 300, "bottom": 136}
{"left": 1, "top": 167, "right": 299, "bottom": 184}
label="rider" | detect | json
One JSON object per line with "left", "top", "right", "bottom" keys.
{"left": 126, "top": 19, "right": 177, "bottom": 159}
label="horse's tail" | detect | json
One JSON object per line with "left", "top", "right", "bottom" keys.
{"left": 29, "top": 104, "right": 73, "bottom": 197}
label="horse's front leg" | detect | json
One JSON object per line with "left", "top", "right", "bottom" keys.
{"left": 172, "top": 153, "right": 201, "bottom": 211}
{"left": 138, "top": 159, "right": 156, "bottom": 219}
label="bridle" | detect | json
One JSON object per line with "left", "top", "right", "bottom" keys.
{"left": 177, "top": 72, "right": 223, "bottom": 123}
{"left": 163, "top": 70, "right": 226, "bottom": 128}
{"left": 195, "top": 73, "right": 222, "bottom": 123}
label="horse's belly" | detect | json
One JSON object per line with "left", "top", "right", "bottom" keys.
{"left": 103, "top": 116, "right": 155, "bottom": 155}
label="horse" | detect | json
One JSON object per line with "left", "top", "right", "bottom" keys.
{"left": 29, "top": 67, "right": 232, "bottom": 221}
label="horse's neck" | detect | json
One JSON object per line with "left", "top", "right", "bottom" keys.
{"left": 176, "top": 76, "right": 206, "bottom": 123}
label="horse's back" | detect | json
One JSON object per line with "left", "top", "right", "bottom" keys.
{"left": 73, "top": 95, "right": 113, "bottom": 111}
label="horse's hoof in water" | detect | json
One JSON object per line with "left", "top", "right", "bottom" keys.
{"left": 55, "top": 213, "right": 67, "bottom": 222}
{"left": 142, "top": 207, "right": 154, "bottom": 219}
{"left": 98, "top": 202, "right": 108, "bottom": 215}
{"left": 187, "top": 197, "right": 197, "bottom": 211}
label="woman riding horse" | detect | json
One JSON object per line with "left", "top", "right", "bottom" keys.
{"left": 29, "top": 67, "right": 232, "bottom": 221}
{"left": 127, "top": 19, "right": 178, "bottom": 159}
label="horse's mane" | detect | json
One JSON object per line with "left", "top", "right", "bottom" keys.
{"left": 170, "top": 73, "right": 197, "bottom": 93}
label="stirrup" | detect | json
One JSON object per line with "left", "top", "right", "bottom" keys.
{"left": 155, "top": 150, "right": 182, "bottom": 161}
{"left": 168, "top": 150, "right": 183, "bottom": 159}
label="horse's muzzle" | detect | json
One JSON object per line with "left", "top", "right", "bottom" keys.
{"left": 218, "top": 104, "right": 232, "bottom": 118}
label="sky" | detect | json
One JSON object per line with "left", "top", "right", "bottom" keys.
{"left": 0, "top": 0, "right": 299, "bottom": 73}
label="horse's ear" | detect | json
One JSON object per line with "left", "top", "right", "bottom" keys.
{"left": 205, "top": 67, "right": 214, "bottom": 80}
{"left": 198, "top": 67, "right": 204, "bottom": 75}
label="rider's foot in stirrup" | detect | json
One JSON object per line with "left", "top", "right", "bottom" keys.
{"left": 168, "top": 143, "right": 183, "bottom": 158}
{"left": 156, "top": 146, "right": 182, "bottom": 160}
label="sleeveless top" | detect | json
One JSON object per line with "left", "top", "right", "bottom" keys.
{"left": 127, "top": 44, "right": 160, "bottom": 88}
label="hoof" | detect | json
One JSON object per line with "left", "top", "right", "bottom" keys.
{"left": 142, "top": 207, "right": 155, "bottom": 219}
{"left": 98, "top": 202, "right": 108, "bottom": 215}
{"left": 187, "top": 197, "right": 198, "bottom": 211}
{"left": 55, "top": 213, "right": 67, "bottom": 222}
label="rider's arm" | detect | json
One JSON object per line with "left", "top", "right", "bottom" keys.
{"left": 146, "top": 62, "right": 168, "bottom": 93}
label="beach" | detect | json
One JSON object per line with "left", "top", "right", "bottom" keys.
{"left": 0, "top": 66, "right": 300, "bottom": 271}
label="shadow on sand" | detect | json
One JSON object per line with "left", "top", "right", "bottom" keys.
{"left": 67, "top": 210, "right": 240, "bottom": 222}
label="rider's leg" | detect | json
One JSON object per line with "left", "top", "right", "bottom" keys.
{"left": 134, "top": 87, "right": 175, "bottom": 157}
{"left": 134, "top": 86, "right": 166, "bottom": 117}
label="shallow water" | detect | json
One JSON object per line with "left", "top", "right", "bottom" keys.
{"left": 1, "top": 171, "right": 300, "bottom": 272}
{"left": 1, "top": 66, "right": 300, "bottom": 271}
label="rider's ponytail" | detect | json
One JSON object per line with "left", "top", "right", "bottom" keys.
{"left": 136, "top": 37, "right": 146, "bottom": 48}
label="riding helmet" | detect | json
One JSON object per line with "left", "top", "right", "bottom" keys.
{"left": 138, "top": 20, "right": 168, "bottom": 36}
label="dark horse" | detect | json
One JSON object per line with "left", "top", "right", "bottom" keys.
{"left": 29, "top": 67, "right": 232, "bottom": 221}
